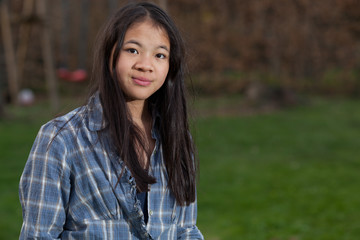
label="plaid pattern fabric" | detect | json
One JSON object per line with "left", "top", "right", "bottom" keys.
{"left": 19, "top": 93, "right": 203, "bottom": 240}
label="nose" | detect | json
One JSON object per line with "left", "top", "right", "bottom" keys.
{"left": 134, "top": 55, "right": 154, "bottom": 72}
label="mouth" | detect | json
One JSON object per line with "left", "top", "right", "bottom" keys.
{"left": 132, "top": 76, "right": 152, "bottom": 86}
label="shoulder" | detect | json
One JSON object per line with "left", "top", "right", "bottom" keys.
{"left": 29, "top": 93, "right": 105, "bottom": 163}
{"left": 34, "top": 106, "right": 86, "bottom": 147}
{"left": 40, "top": 92, "right": 104, "bottom": 138}
{"left": 29, "top": 107, "right": 85, "bottom": 159}
{"left": 46, "top": 106, "right": 84, "bottom": 130}
{"left": 50, "top": 106, "right": 86, "bottom": 132}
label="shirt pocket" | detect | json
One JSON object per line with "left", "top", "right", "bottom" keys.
{"left": 69, "top": 167, "right": 122, "bottom": 221}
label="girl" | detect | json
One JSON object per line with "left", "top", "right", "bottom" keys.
{"left": 19, "top": 2, "right": 203, "bottom": 239}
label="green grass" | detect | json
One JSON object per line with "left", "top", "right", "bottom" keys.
{"left": 1, "top": 96, "right": 360, "bottom": 239}
{"left": 195, "top": 97, "right": 360, "bottom": 240}
{"left": 0, "top": 121, "right": 38, "bottom": 239}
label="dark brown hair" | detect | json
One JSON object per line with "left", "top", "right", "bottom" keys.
{"left": 90, "top": 2, "right": 197, "bottom": 206}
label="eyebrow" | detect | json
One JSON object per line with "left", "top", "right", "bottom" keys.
{"left": 124, "top": 40, "right": 170, "bottom": 52}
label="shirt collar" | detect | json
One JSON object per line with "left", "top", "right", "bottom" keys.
{"left": 87, "top": 92, "right": 107, "bottom": 131}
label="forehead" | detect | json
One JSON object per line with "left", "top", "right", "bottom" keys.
{"left": 124, "top": 19, "right": 170, "bottom": 46}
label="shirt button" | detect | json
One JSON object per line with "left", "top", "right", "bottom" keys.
{"left": 149, "top": 210, "right": 153, "bottom": 216}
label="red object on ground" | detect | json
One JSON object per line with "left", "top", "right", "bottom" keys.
{"left": 57, "top": 68, "right": 71, "bottom": 80}
{"left": 69, "top": 69, "right": 88, "bottom": 82}
{"left": 57, "top": 68, "right": 88, "bottom": 82}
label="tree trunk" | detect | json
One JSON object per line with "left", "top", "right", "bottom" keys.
{"left": 1, "top": 0, "right": 19, "bottom": 105}
{"left": 37, "top": 0, "right": 60, "bottom": 112}
{"left": 16, "top": 0, "right": 35, "bottom": 87}
{"left": 0, "top": 82, "right": 4, "bottom": 118}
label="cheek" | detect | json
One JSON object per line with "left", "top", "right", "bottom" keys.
{"left": 115, "top": 59, "right": 130, "bottom": 80}
{"left": 156, "top": 68, "right": 168, "bottom": 90}
{"left": 116, "top": 58, "right": 125, "bottom": 73}
{"left": 161, "top": 65, "right": 170, "bottom": 80}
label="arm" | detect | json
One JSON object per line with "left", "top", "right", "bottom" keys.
{"left": 176, "top": 197, "right": 204, "bottom": 240}
{"left": 19, "top": 123, "right": 70, "bottom": 239}
{"left": 176, "top": 134, "right": 203, "bottom": 239}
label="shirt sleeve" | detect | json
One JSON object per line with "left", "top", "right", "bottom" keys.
{"left": 19, "top": 122, "right": 71, "bottom": 239}
{"left": 176, "top": 197, "right": 204, "bottom": 240}
{"left": 176, "top": 134, "right": 204, "bottom": 239}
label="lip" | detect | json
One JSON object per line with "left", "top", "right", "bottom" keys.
{"left": 132, "top": 76, "right": 152, "bottom": 86}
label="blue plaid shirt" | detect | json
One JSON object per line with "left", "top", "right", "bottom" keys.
{"left": 19, "top": 93, "right": 203, "bottom": 239}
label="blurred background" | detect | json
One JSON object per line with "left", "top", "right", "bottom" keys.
{"left": 1, "top": 0, "right": 360, "bottom": 239}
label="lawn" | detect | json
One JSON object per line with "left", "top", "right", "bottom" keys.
{"left": 1, "top": 96, "right": 359, "bottom": 239}
{"left": 195, "top": 97, "right": 360, "bottom": 240}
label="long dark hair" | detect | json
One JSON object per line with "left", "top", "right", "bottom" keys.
{"left": 90, "top": 2, "right": 197, "bottom": 206}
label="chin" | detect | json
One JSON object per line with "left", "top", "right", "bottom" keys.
{"left": 126, "top": 95, "right": 151, "bottom": 102}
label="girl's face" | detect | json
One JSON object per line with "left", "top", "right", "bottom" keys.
{"left": 116, "top": 19, "right": 170, "bottom": 103}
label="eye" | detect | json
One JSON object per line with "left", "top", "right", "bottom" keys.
{"left": 126, "top": 48, "right": 138, "bottom": 54}
{"left": 156, "top": 53, "right": 167, "bottom": 59}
